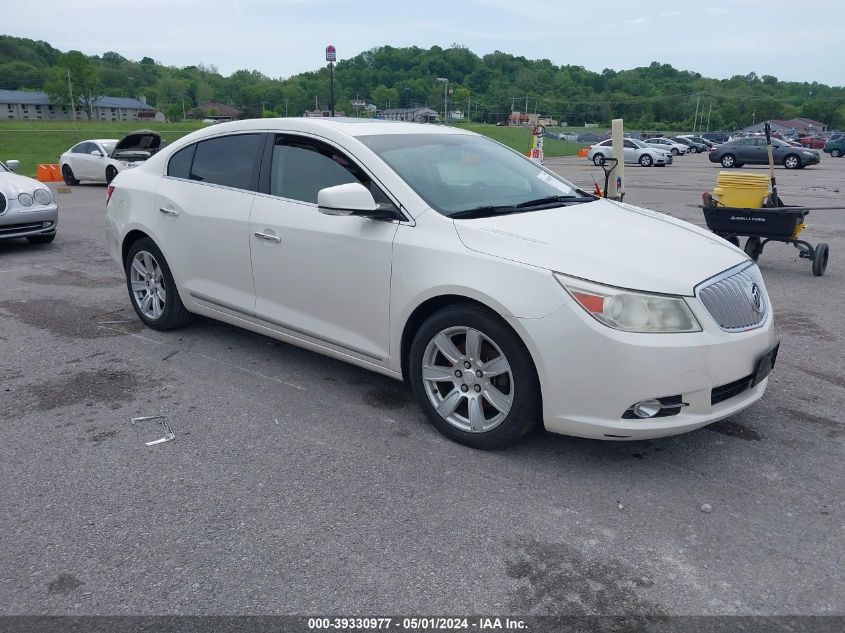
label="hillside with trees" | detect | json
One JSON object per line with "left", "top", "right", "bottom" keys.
{"left": 1, "top": 34, "right": 843, "bottom": 129}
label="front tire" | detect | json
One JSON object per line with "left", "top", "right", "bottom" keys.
{"left": 639, "top": 154, "right": 653, "bottom": 167}
{"left": 744, "top": 237, "right": 763, "bottom": 261}
{"left": 831, "top": 149, "right": 842, "bottom": 158}
{"left": 408, "top": 304, "right": 540, "bottom": 449}
{"left": 105, "top": 165, "right": 118, "bottom": 184}
{"left": 62, "top": 164, "right": 79, "bottom": 186}
{"left": 671, "top": 148, "right": 679, "bottom": 156}
{"left": 720, "top": 154, "right": 737, "bottom": 168}
{"left": 593, "top": 153, "right": 605, "bottom": 166}
{"left": 783, "top": 154, "right": 801, "bottom": 169}
{"left": 124, "top": 238, "right": 191, "bottom": 330}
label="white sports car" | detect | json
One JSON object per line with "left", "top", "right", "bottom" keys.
{"left": 0, "top": 159, "right": 58, "bottom": 244}
{"left": 106, "top": 119, "right": 776, "bottom": 449}
{"left": 60, "top": 130, "right": 163, "bottom": 185}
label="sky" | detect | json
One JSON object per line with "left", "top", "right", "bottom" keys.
{"left": 4, "top": 0, "right": 844, "bottom": 86}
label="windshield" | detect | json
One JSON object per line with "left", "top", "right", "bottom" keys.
{"left": 358, "top": 133, "right": 590, "bottom": 216}
{"left": 630, "top": 139, "right": 649, "bottom": 149}
{"left": 101, "top": 141, "right": 117, "bottom": 154}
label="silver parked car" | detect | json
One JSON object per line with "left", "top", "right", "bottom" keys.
{"left": 587, "top": 138, "right": 673, "bottom": 167}
{"left": 0, "top": 160, "right": 58, "bottom": 244}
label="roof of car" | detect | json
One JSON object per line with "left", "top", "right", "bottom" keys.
{"left": 189, "top": 117, "right": 474, "bottom": 140}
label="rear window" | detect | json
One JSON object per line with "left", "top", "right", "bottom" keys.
{"left": 189, "top": 134, "right": 263, "bottom": 190}
{"left": 167, "top": 144, "right": 196, "bottom": 179}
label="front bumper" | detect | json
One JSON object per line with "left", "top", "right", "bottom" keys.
{"left": 0, "top": 204, "right": 58, "bottom": 240}
{"left": 509, "top": 291, "right": 775, "bottom": 440}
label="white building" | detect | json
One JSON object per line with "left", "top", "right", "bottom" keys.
{"left": 0, "top": 90, "right": 160, "bottom": 121}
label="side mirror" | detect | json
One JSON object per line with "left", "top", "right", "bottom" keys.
{"left": 90, "top": 150, "right": 103, "bottom": 157}
{"left": 6, "top": 159, "right": 20, "bottom": 172}
{"left": 317, "top": 182, "right": 399, "bottom": 220}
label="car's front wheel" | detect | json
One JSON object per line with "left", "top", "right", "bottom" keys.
{"left": 409, "top": 304, "right": 540, "bottom": 449}
{"left": 62, "top": 164, "right": 79, "bottom": 186}
{"left": 639, "top": 154, "right": 653, "bottom": 167}
{"left": 125, "top": 237, "right": 191, "bottom": 330}
{"left": 783, "top": 154, "right": 801, "bottom": 169}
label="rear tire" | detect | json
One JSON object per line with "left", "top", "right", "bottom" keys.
{"left": 720, "top": 154, "right": 737, "bottom": 168}
{"left": 812, "top": 243, "right": 829, "bottom": 277}
{"left": 124, "top": 237, "right": 191, "bottom": 330}
{"left": 105, "top": 165, "right": 118, "bottom": 184}
{"left": 408, "top": 303, "right": 541, "bottom": 450}
{"left": 61, "top": 164, "right": 79, "bottom": 186}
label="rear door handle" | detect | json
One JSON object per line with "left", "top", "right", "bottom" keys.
{"left": 254, "top": 231, "right": 281, "bottom": 243}
{"left": 159, "top": 207, "right": 179, "bottom": 217}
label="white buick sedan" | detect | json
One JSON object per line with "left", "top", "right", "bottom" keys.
{"left": 105, "top": 119, "right": 777, "bottom": 449}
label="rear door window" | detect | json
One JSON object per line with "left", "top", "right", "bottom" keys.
{"left": 189, "top": 134, "right": 263, "bottom": 190}
{"left": 167, "top": 144, "right": 196, "bottom": 179}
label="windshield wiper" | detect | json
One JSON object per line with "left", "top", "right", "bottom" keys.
{"left": 515, "top": 195, "right": 592, "bottom": 208}
{"left": 449, "top": 205, "right": 519, "bottom": 219}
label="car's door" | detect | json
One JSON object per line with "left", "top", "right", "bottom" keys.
{"left": 152, "top": 133, "right": 264, "bottom": 312}
{"left": 248, "top": 133, "right": 399, "bottom": 364}
{"left": 623, "top": 139, "right": 638, "bottom": 163}
{"left": 71, "top": 142, "right": 96, "bottom": 179}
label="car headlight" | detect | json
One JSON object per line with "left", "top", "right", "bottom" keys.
{"left": 554, "top": 273, "right": 702, "bottom": 333}
{"left": 33, "top": 189, "right": 52, "bottom": 205}
{"left": 18, "top": 193, "right": 33, "bottom": 207}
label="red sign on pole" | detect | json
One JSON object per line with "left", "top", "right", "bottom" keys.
{"left": 325, "top": 45, "right": 336, "bottom": 62}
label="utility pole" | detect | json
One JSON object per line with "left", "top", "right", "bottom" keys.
{"left": 66, "top": 68, "right": 76, "bottom": 121}
{"left": 706, "top": 103, "right": 712, "bottom": 131}
{"left": 436, "top": 78, "right": 448, "bottom": 124}
{"left": 467, "top": 95, "right": 471, "bottom": 123}
{"left": 181, "top": 96, "right": 186, "bottom": 122}
{"left": 693, "top": 92, "right": 701, "bottom": 135}
{"left": 285, "top": 98, "right": 289, "bottom": 117}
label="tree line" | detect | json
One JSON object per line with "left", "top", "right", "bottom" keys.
{"left": 1, "top": 35, "right": 843, "bottom": 130}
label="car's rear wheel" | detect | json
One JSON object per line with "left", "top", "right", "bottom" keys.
{"left": 593, "top": 153, "right": 605, "bottom": 166}
{"left": 783, "top": 154, "right": 801, "bottom": 169}
{"left": 125, "top": 237, "right": 191, "bottom": 330}
{"left": 639, "top": 154, "right": 653, "bottom": 167}
{"left": 62, "top": 164, "right": 79, "bottom": 186}
{"left": 105, "top": 165, "right": 118, "bottom": 184}
{"left": 26, "top": 233, "right": 56, "bottom": 244}
{"left": 408, "top": 304, "right": 540, "bottom": 449}
{"left": 831, "top": 149, "right": 842, "bottom": 158}
{"left": 720, "top": 154, "right": 737, "bottom": 168}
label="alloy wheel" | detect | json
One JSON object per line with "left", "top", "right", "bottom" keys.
{"left": 130, "top": 250, "right": 166, "bottom": 319}
{"left": 421, "top": 326, "right": 514, "bottom": 433}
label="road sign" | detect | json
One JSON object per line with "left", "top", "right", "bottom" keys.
{"left": 326, "top": 45, "right": 336, "bottom": 62}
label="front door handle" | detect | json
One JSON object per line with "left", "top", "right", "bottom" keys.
{"left": 159, "top": 207, "right": 179, "bottom": 217}
{"left": 254, "top": 231, "right": 281, "bottom": 243}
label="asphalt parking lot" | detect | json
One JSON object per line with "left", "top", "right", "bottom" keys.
{"left": 1, "top": 152, "right": 843, "bottom": 617}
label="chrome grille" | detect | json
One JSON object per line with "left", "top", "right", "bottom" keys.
{"left": 0, "top": 192, "right": 6, "bottom": 215}
{"left": 697, "top": 263, "right": 768, "bottom": 332}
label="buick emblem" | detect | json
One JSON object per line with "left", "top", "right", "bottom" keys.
{"left": 749, "top": 283, "right": 763, "bottom": 313}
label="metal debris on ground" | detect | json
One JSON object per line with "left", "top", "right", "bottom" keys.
{"left": 98, "top": 320, "right": 135, "bottom": 325}
{"left": 161, "top": 350, "right": 179, "bottom": 361}
{"left": 701, "top": 503, "right": 713, "bottom": 514}
{"left": 132, "top": 414, "right": 175, "bottom": 446}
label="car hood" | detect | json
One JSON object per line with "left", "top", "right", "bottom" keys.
{"left": 111, "top": 130, "right": 163, "bottom": 156}
{"left": 452, "top": 198, "right": 747, "bottom": 296}
{"left": 0, "top": 171, "right": 47, "bottom": 196}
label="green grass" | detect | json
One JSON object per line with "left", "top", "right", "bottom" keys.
{"left": 0, "top": 121, "right": 206, "bottom": 177}
{"left": 1, "top": 120, "right": 587, "bottom": 178}
{"left": 456, "top": 123, "right": 585, "bottom": 157}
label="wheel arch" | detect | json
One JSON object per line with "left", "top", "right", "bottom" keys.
{"left": 399, "top": 293, "right": 542, "bottom": 395}
{"left": 121, "top": 228, "right": 153, "bottom": 265}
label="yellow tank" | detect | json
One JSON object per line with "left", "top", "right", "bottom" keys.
{"left": 713, "top": 171, "right": 770, "bottom": 208}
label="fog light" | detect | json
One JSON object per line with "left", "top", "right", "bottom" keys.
{"left": 631, "top": 399, "right": 662, "bottom": 419}
{"left": 42, "top": 221, "right": 52, "bottom": 227}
